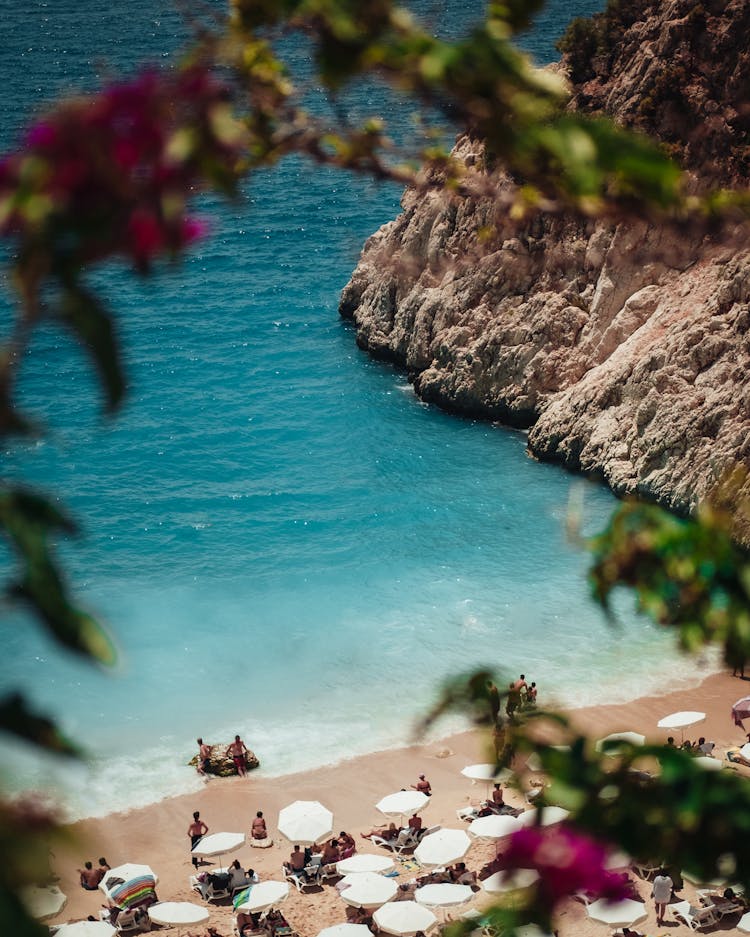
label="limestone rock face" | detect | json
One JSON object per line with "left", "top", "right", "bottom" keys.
{"left": 188, "top": 744, "right": 260, "bottom": 777}
{"left": 339, "top": 1, "right": 750, "bottom": 542}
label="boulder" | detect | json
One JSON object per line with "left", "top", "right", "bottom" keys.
{"left": 188, "top": 744, "right": 260, "bottom": 777}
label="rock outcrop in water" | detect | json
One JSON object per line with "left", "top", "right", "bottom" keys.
{"left": 339, "top": 0, "right": 750, "bottom": 542}
{"left": 188, "top": 744, "right": 260, "bottom": 777}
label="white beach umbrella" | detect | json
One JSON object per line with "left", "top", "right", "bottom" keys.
{"left": 517, "top": 806, "right": 569, "bottom": 827}
{"left": 278, "top": 800, "right": 334, "bottom": 845}
{"left": 318, "top": 925, "right": 373, "bottom": 937}
{"left": 191, "top": 830, "right": 245, "bottom": 864}
{"left": 414, "top": 828, "right": 471, "bottom": 867}
{"left": 373, "top": 900, "right": 437, "bottom": 936}
{"left": 340, "top": 871, "right": 398, "bottom": 908}
{"left": 468, "top": 814, "right": 522, "bottom": 840}
{"left": 20, "top": 884, "right": 67, "bottom": 920}
{"left": 657, "top": 711, "right": 705, "bottom": 742}
{"left": 460, "top": 763, "right": 502, "bottom": 782}
{"left": 595, "top": 732, "right": 646, "bottom": 751}
{"left": 414, "top": 883, "right": 474, "bottom": 909}
{"left": 53, "top": 923, "right": 116, "bottom": 937}
{"left": 376, "top": 791, "right": 430, "bottom": 818}
{"left": 337, "top": 854, "right": 395, "bottom": 875}
{"left": 148, "top": 901, "right": 210, "bottom": 926}
{"left": 460, "top": 764, "right": 511, "bottom": 794}
{"left": 236, "top": 880, "right": 290, "bottom": 913}
{"left": 482, "top": 869, "right": 540, "bottom": 894}
{"left": 738, "top": 911, "right": 750, "bottom": 933}
{"left": 587, "top": 898, "right": 648, "bottom": 927}
{"left": 99, "top": 864, "right": 157, "bottom": 899}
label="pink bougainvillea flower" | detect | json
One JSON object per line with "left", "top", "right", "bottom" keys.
{"left": 0, "top": 64, "right": 243, "bottom": 272}
{"left": 503, "top": 825, "right": 631, "bottom": 910}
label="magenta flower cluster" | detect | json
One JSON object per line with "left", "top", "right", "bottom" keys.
{"left": 0, "top": 65, "right": 243, "bottom": 271}
{"left": 504, "top": 825, "right": 631, "bottom": 909}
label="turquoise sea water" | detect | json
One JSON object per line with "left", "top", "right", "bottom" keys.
{"left": 0, "top": 0, "right": 713, "bottom": 820}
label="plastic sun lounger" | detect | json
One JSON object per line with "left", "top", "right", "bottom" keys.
{"left": 668, "top": 899, "right": 719, "bottom": 930}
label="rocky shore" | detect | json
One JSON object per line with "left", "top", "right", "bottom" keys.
{"left": 339, "top": 0, "right": 750, "bottom": 542}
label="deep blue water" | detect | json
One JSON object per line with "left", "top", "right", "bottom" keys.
{"left": 0, "top": 0, "right": 708, "bottom": 819}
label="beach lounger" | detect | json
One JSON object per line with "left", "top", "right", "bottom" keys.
{"left": 668, "top": 899, "right": 719, "bottom": 930}
{"left": 371, "top": 827, "right": 420, "bottom": 854}
{"left": 697, "top": 893, "right": 745, "bottom": 919}
{"left": 284, "top": 868, "right": 319, "bottom": 893}
{"left": 319, "top": 862, "right": 340, "bottom": 883}
{"left": 190, "top": 872, "right": 232, "bottom": 902}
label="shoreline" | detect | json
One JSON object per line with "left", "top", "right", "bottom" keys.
{"left": 47, "top": 668, "right": 750, "bottom": 936}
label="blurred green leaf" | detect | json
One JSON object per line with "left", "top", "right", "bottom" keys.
{"left": 0, "top": 693, "right": 81, "bottom": 757}
{"left": 60, "top": 284, "right": 125, "bottom": 414}
{"left": 0, "top": 486, "right": 117, "bottom": 665}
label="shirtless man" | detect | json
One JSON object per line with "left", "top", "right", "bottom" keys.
{"left": 251, "top": 811, "right": 267, "bottom": 840}
{"left": 188, "top": 810, "right": 209, "bottom": 869}
{"left": 512, "top": 674, "right": 528, "bottom": 692}
{"left": 320, "top": 839, "right": 340, "bottom": 865}
{"left": 285, "top": 845, "right": 306, "bottom": 873}
{"left": 478, "top": 782, "right": 505, "bottom": 817}
{"left": 78, "top": 861, "right": 104, "bottom": 890}
{"left": 226, "top": 735, "right": 249, "bottom": 777}
{"left": 407, "top": 812, "right": 423, "bottom": 833}
{"left": 197, "top": 738, "right": 211, "bottom": 777}
{"left": 412, "top": 774, "right": 432, "bottom": 796}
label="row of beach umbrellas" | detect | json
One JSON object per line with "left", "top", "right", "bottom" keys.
{"left": 45, "top": 752, "right": 690, "bottom": 936}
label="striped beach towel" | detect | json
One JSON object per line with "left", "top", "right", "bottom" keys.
{"left": 110, "top": 875, "right": 156, "bottom": 909}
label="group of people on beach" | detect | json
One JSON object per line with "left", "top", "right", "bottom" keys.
{"left": 77, "top": 857, "right": 109, "bottom": 890}
{"left": 197, "top": 733, "right": 253, "bottom": 778}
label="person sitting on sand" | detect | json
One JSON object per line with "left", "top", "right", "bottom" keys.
{"left": 251, "top": 811, "right": 268, "bottom": 840}
{"left": 361, "top": 822, "right": 399, "bottom": 841}
{"left": 78, "top": 861, "right": 104, "bottom": 890}
{"left": 411, "top": 774, "right": 432, "bottom": 796}
{"left": 98, "top": 857, "right": 110, "bottom": 873}
{"left": 226, "top": 734, "right": 250, "bottom": 777}
{"left": 697, "top": 737, "right": 715, "bottom": 756}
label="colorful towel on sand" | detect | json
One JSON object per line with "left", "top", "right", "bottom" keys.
{"left": 398, "top": 859, "right": 420, "bottom": 872}
{"left": 110, "top": 875, "right": 156, "bottom": 910}
{"left": 233, "top": 886, "right": 252, "bottom": 909}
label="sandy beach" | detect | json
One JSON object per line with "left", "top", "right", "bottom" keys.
{"left": 47, "top": 670, "right": 750, "bottom": 936}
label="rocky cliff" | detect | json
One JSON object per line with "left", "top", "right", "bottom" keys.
{"left": 339, "top": 0, "right": 750, "bottom": 539}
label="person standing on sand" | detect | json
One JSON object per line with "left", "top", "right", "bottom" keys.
{"left": 226, "top": 734, "right": 250, "bottom": 777}
{"left": 197, "top": 738, "right": 211, "bottom": 778}
{"left": 188, "top": 810, "right": 208, "bottom": 869}
{"left": 652, "top": 868, "right": 673, "bottom": 925}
